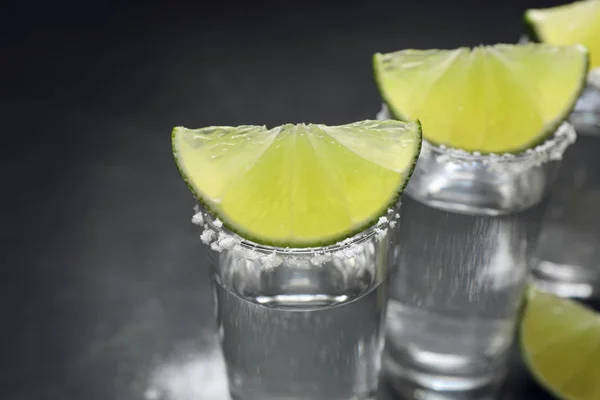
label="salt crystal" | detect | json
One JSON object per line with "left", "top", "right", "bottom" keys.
{"left": 374, "top": 228, "right": 387, "bottom": 241}
{"left": 213, "top": 219, "right": 223, "bottom": 228}
{"left": 349, "top": 244, "right": 366, "bottom": 257}
{"left": 262, "top": 252, "right": 283, "bottom": 269}
{"left": 310, "top": 253, "right": 331, "bottom": 266}
{"left": 216, "top": 231, "right": 238, "bottom": 250}
{"left": 389, "top": 220, "right": 397, "bottom": 228}
{"left": 332, "top": 249, "right": 350, "bottom": 260}
{"left": 200, "top": 229, "right": 215, "bottom": 244}
{"left": 191, "top": 212, "right": 204, "bottom": 226}
{"left": 377, "top": 216, "right": 388, "bottom": 226}
{"left": 244, "top": 249, "right": 261, "bottom": 261}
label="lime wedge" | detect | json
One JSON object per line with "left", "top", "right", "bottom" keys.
{"left": 373, "top": 44, "right": 589, "bottom": 153}
{"left": 521, "top": 288, "right": 600, "bottom": 400}
{"left": 172, "top": 120, "right": 422, "bottom": 247}
{"left": 525, "top": 0, "right": 600, "bottom": 69}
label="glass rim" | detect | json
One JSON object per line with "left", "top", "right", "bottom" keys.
{"left": 196, "top": 201, "right": 401, "bottom": 256}
{"left": 377, "top": 104, "right": 576, "bottom": 165}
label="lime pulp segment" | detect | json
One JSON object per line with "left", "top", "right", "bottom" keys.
{"left": 521, "top": 288, "right": 600, "bottom": 400}
{"left": 526, "top": 0, "right": 600, "bottom": 69}
{"left": 172, "top": 120, "right": 422, "bottom": 247}
{"left": 373, "top": 43, "right": 589, "bottom": 154}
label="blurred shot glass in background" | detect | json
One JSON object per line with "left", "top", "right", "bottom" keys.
{"left": 378, "top": 105, "right": 576, "bottom": 396}
{"left": 531, "top": 78, "right": 600, "bottom": 298}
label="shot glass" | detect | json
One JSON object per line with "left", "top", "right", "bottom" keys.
{"left": 192, "top": 203, "right": 401, "bottom": 400}
{"left": 516, "top": 37, "right": 600, "bottom": 298}
{"left": 531, "top": 122, "right": 600, "bottom": 299}
{"left": 377, "top": 106, "right": 576, "bottom": 395}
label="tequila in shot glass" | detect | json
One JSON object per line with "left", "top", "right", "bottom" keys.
{"left": 377, "top": 106, "right": 577, "bottom": 394}
{"left": 194, "top": 205, "right": 400, "bottom": 400}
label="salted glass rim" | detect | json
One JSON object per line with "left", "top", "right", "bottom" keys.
{"left": 195, "top": 201, "right": 401, "bottom": 257}
{"left": 419, "top": 122, "right": 576, "bottom": 164}
{"left": 377, "top": 104, "right": 576, "bottom": 165}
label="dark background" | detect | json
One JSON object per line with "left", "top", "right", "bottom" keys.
{"left": 2, "top": 0, "right": 575, "bottom": 399}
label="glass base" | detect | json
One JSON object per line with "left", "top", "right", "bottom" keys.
{"left": 531, "top": 262, "right": 600, "bottom": 299}
{"left": 383, "top": 357, "right": 504, "bottom": 398}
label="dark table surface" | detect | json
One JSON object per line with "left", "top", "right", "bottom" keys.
{"left": 3, "top": 0, "right": 596, "bottom": 398}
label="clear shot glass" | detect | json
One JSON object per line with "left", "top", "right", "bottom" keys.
{"left": 377, "top": 105, "right": 576, "bottom": 396}
{"left": 514, "top": 37, "right": 600, "bottom": 297}
{"left": 192, "top": 203, "right": 401, "bottom": 400}
{"left": 531, "top": 120, "right": 600, "bottom": 299}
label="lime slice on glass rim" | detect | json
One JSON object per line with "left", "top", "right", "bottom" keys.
{"left": 525, "top": 0, "right": 600, "bottom": 71}
{"left": 373, "top": 43, "right": 589, "bottom": 154}
{"left": 172, "top": 120, "right": 422, "bottom": 248}
{"left": 520, "top": 287, "right": 600, "bottom": 400}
